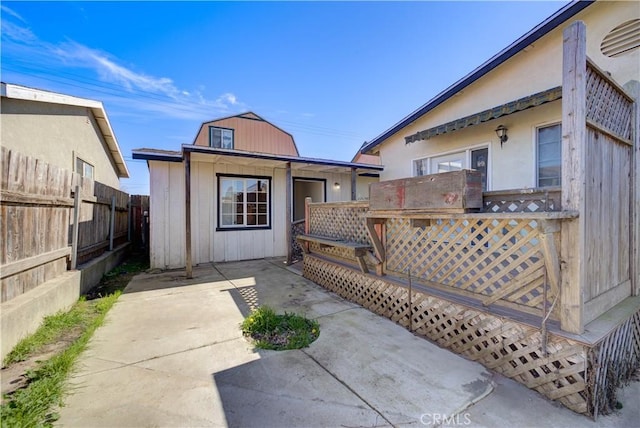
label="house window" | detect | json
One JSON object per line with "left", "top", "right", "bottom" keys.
{"left": 414, "top": 147, "right": 489, "bottom": 191}
{"left": 537, "top": 124, "right": 562, "bottom": 187}
{"left": 76, "top": 157, "right": 94, "bottom": 179}
{"left": 210, "top": 127, "right": 234, "bottom": 149}
{"left": 218, "top": 175, "right": 270, "bottom": 230}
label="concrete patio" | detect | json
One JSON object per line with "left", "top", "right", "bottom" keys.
{"left": 56, "top": 259, "right": 638, "bottom": 427}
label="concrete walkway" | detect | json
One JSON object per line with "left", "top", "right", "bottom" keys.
{"left": 57, "top": 259, "right": 638, "bottom": 427}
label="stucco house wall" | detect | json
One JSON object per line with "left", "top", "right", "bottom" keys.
{"left": 369, "top": 1, "right": 639, "bottom": 189}
{"left": 1, "top": 85, "right": 128, "bottom": 188}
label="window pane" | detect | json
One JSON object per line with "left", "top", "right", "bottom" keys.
{"left": 211, "top": 128, "right": 222, "bottom": 148}
{"left": 219, "top": 176, "right": 270, "bottom": 229}
{"left": 221, "top": 129, "right": 233, "bottom": 149}
{"left": 84, "top": 163, "right": 94, "bottom": 179}
{"left": 537, "top": 124, "right": 561, "bottom": 187}
{"left": 414, "top": 159, "right": 428, "bottom": 176}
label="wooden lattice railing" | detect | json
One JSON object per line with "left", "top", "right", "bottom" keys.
{"left": 483, "top": 187, "right": 561, "bottom": 213}
{"left": 384, "top": 215, "right": 560, "bottom": 316}
{"left": 290, "top": 219, "right": 306, "bottom": 262}
{"left": 306, "top": 199, "right": 574, "bottom": 318}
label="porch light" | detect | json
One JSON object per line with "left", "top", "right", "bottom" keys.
{"left": 334, "top": 182, "right": 340, "bottom": 190}
{"left": 495, "top": 125, "right": 508, "bottom": 147}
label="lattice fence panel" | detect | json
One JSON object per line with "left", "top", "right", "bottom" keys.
{"left": 308, "top": 202, "right": 370, "bottom": 243}
{"left": 308, "top": 202, "right": 371, "bottom": 262}
{"left": 303, "top": 255, "right": 589, "bottom": 415}
{"left": 588, "top": 310, "right": 640, "bottom": 418}
{"left": 385, "top": 217, "right": 557, "bottom": 314}
{"left": 483, "top": 189, "right": 561, "bottom": 213}
{"left": 585, "top": 65, "right": 633, "bottom": 140}
{"left": 290, "top": 220, "right": 305, "bottom": 262}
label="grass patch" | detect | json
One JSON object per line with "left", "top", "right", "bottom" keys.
{"left": 1, "top": 252, "right": 148, "bottom": 427}
{"left": 241, "top": 306, "right": 320, "bottom": 350}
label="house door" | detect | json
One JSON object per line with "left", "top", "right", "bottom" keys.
{"left": 471, "top": 148, "right": 488, "bottom": 191}
{"left": 293, "top": 178, "right": 326, "bottom": 221}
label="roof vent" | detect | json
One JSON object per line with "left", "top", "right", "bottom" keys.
{"left": 600, "top": 19, "right": 640, "bottom": 57}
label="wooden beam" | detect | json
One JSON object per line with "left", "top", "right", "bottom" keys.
{"left": 365, "top": 217, "right": 385, "bottom": 275}
{"left": 184, "top": 151, "right": 192, "bottom": 279}
{"left": 351, "top": 167, "right": 357, "bottom": 201}
{"left": 539, "top": 220, "right": 561, "bottom": 297}
{"left": 0, "top": 189, "right": 74, "bottom": 207}
{"left": 560, "top": 21, "right": 587, "bottom": 334}
{"left": 286, "top": 162, "right": 292, "bottom": 265}
{"left": 1, "top": 247, "right": 71, "bottom": 279}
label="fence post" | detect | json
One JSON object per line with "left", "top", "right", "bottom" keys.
{"left": 71, "top": 185, "right": 81, "bottom": 269}
{"left": 109, "top": 195, "right": 116, "bottom": 251}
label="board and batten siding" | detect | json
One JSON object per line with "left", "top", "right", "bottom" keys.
{"left": 148, "top": 159, "right": 363, "bottom": 268}
{"left": 193, "top": 113, "right": 298, "bottom": 156}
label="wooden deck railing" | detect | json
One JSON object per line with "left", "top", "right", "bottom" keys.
{"left": 304, "top": 197, "right": 578, "bottom": 323}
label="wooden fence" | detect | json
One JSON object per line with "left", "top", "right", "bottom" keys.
{"left": 130, "top": 195, "right": 150, "bottom": 253}
{"left": 1, "top": 147, "right": 131, "bottom": 302}
{"left": 561, "top": 22, "right": 636, "bottom": 332}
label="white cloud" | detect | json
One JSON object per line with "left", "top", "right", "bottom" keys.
{"left": 1, "top": 18, "right": 246, "bottom": 121}
{"left": 1, "top": 5, "right": 27, "bottom": 24}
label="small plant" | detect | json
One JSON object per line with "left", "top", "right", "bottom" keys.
{"left": 241, "top": 306, "right": 320, "bottom": 351}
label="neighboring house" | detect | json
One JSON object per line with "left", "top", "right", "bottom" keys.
{"left": 1, "top": 82, "right": 129, "bottom": 188}
{"left": 359, "top": 0, "right": 639, "bottom": 192}
{"left": 133, "top": 112, "right": 382, "bottom": 269}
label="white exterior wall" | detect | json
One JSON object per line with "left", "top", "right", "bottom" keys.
{"left": 376, "top": 1, "right": 639, "bottom": 187}
{"left": 148, "top": 159, "right": 366, "bottom": 268}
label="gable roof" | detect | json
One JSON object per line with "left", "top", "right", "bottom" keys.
{"left": 0, "top": 82, "right": 130, "bottom": 178}
{"left": 193, "top": 111, "right": 301, "bottom": 156}
{"left": 361, "top": 0, "right": 594, "bottom": 154}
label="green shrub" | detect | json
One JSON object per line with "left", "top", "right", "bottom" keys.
{"left": 241, "top": 306, "right": 320, "bottom": 351}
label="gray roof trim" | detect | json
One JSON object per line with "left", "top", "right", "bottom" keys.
{"left": 184, "top": 145, "right": 384, "bottom": 171}
{"left": 361, "top": 0, "right": 594, "bottom": 154}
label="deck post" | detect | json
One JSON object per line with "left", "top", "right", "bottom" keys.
{"left": 286, "top": 162, "right": 292, "bottom": 265}
{"left": 351, "top": 167, "right": 357, "bottom": 201}
{"left": 304, "top": 197, "right": 312, "bottom": 253}
{"left": 560, "top": 21, "right": 586, "bottom": 334}
{"left": 184, "top": 150, "right": 192, "bottom": 279}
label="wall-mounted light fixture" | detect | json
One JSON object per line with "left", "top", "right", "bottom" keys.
{"left": 334, "top": 182, "right": 340, "bottom": 190}
{"left": 495, "top": 125, "right": 508, "bottom": 148}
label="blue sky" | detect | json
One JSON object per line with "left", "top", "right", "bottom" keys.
{"left": 1, "top": 1, "right": 569, "bottom": 195}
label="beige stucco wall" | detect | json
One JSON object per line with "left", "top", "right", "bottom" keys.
{"left": 1, "top": 98, "right": 121, "bottom": 189}
{"left": 375, "top": 1, "right": 639, "bottom": 188}
{"left": 148, "top": 158, "right": 375, "bottom": 268}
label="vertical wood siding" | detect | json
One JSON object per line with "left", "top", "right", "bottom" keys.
{"left": 193, "top": 114, "right": 298, "bottom": 156}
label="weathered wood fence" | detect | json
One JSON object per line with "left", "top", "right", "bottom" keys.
{"left": 1, "top": 147, "right": 131, "bottom": 302}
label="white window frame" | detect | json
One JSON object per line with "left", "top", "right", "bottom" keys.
{"left": 210, "top": 126, "right": 234, "bottom": 149}
{"left": 411, "top": 143, "right": 491, "bottom": 190}
{"left": 75, "top": 155, "right": 94, "bottom": 180}
{"left": 217, "top": 174, "right": 271, "bottom": 230}
{"left": 533, "top": 121, "right": 562, "bottom": 188}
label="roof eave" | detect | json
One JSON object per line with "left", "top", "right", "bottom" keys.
{"left": 361, "top": 0, "right": 594, "bottom": 154}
